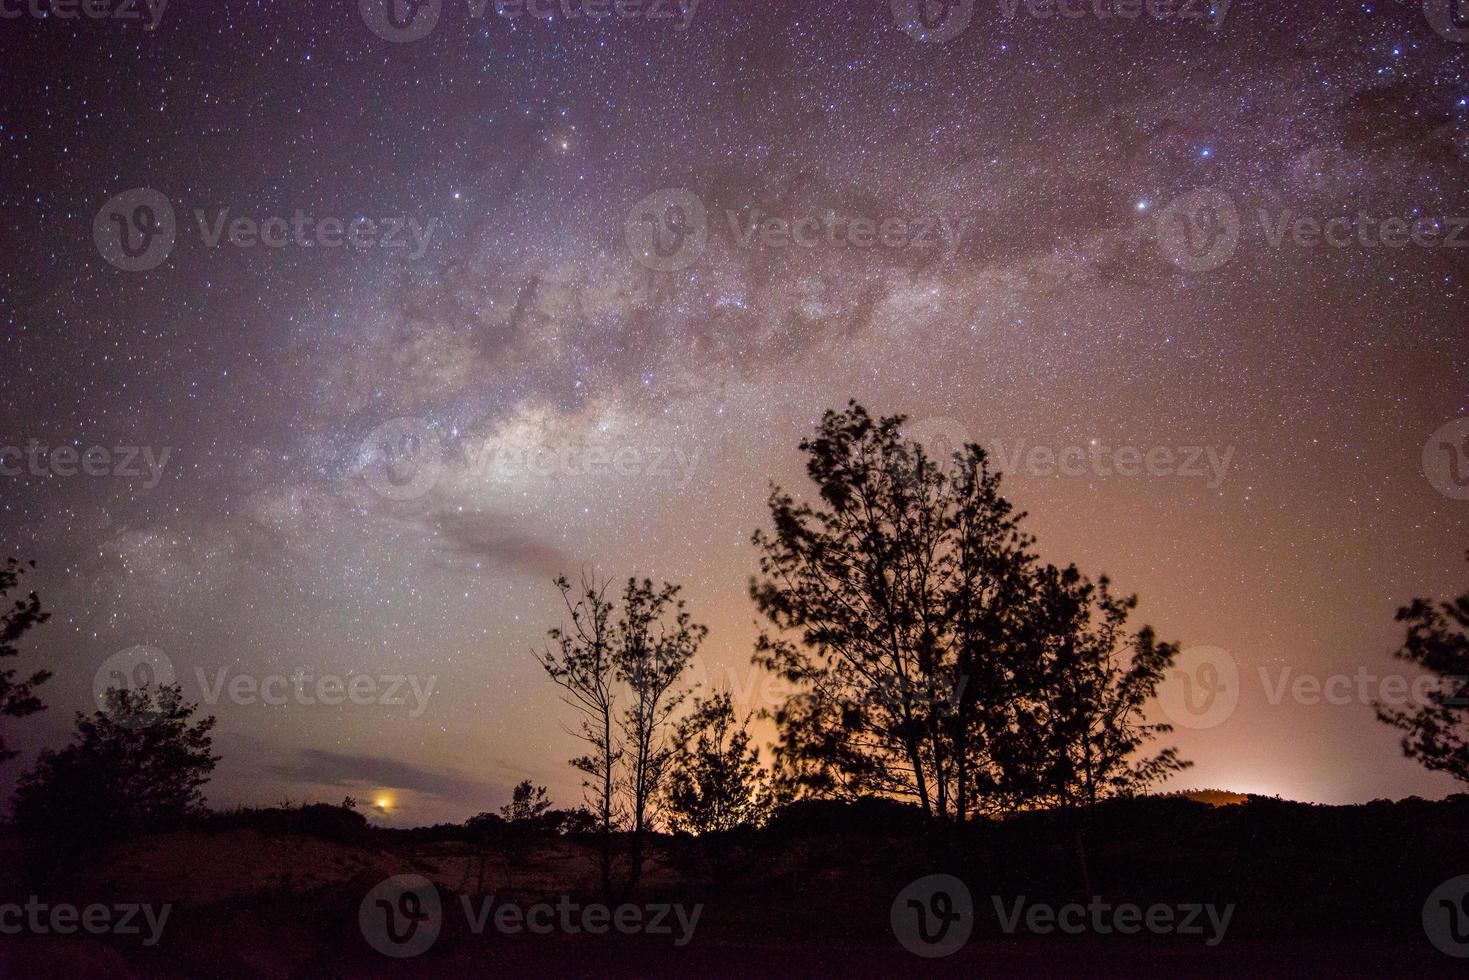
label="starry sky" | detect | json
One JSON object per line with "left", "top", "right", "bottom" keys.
{"left": 1, "top": 0, "right": 1467, "bottom": 826}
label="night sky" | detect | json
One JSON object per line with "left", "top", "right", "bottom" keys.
{"left": 2, "top": 0, "right": 1467, "bottom": 826}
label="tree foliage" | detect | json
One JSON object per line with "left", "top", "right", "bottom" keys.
{"left": 537, "top": 572, "right": 622, "bottom": 889}
{"left": 614, "top": 578, "right": 703, "bottom": 880}
{"left": 1376, "top": 556, "right": 1469, "bottom": 786}
{"left": 0, "top": 558, "right": 51, "bottom": 765}
{"left": 992, "top": 565, "right": 1189, "bottom": 811}
{"left": 751, "top": 403, "right": 1188, "bottom": 821}
{"left": 536, "top": 573, "right": 703, "bottom": 892}
{"left": 12, "top": 684, "right": 219, "bottom": 858}
{"left": 665, "top": 691, "right": 769, "bottom": 834}
{"left": 500, "top": 779, "right": 553, "bottom": 825}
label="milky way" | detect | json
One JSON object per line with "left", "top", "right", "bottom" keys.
{"left": 1, "top": 0, "right": 1467, "bottom": 824}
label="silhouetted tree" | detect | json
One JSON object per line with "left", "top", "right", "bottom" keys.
{"left": 752, "top": 403, "right": 1187, "bottom": 823}
{"left": 751, "top": 404, "right": 1033, "bottom": 821}
{"left": 993, "top": 565, "right": 1190, "bottom": 893}
{"left": 994, "top": 566, "right": 1191, "bottom": 811}
{"left": 537, "top": 573, "right": 622, "bottom": 897}
{"left": 614, "top": 577, "right": 703, "bottom": 888}
{"left": 1376, "top": 556, "right": 1469, "bottom": 786}
{"left": 543, "top": 806, "right": 598, "bottom": 835}
{"left": 537, "top": 573, "right": 704, "bottom": 895}
{"left": 465, "top": 810, "right": 508, "bottom": 840}
{"left": 12, "top": 684, "right": 218, "bottom": 874}
{"left": 496, "top": 779, "right": 555, "bottom": 888}
{"left": 0, "top": 558, "right": 51, "bottom": 765}
{"left": 501, "top": 778, "right": 554, "bottom": 825}
{"left": 666, "top": 691, "right": 769, "bottom": 835}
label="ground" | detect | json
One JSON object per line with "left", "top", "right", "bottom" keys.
{"left": 1, "top": 795, "right": 1465, "bottom": 977}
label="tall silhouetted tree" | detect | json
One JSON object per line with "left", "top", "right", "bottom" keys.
{"left": 751, "top": 404, "right": 1032, "bottom": 821}
{"left": 993, "top": 565, "right": 1191, "bottom": 892}
{"left": 0, "top": 558, "right": 51, "bottom": 765}
{"left": 994, "top": 566, "right": 1191, "bottom": 811}
{"left": 13, "top": 684, "right": 218, "bottom": 874}
{"left": 752, "top": 403, "right": 1186, "bottom": 823}
{"left": 1376, "top": 555, "right": 1469, "bottom": 786}
{"left": 537, "top": 573, "right": 622, "bottom": 897}
{"left": 666, "top": 691, "right": 769, "bottom": 835}
{"left": 537, "top": 573, "right": 704, "bottom": 895}
{"left": 615, "top": 577, "right": 703, "bottom": 887}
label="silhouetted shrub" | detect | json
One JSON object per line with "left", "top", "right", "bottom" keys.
{"left": 12, "top": 684, "right": 217, "bottom": 876}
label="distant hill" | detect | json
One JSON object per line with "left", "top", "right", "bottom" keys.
{"left": 1169, "top": 788, "right": 1253, "bottom": 806}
